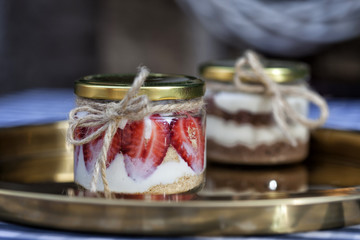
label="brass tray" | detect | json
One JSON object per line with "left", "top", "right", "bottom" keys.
{"left": 0, "top": 121, "right": 360, "bottom": 236}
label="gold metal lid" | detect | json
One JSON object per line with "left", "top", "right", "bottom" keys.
{"left": 199, "top": 59, "right": 309, "bottom": 84}
{"left": 75, "top": 73, "right": 205, "bottom": 101}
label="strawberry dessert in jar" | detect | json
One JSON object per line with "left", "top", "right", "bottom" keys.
{"left": 68, "top": 68, "right": 206, "bottom": 196}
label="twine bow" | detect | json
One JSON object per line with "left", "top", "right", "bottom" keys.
{"left": 67, "top": 66, "right": 204, "bottom": 198}
{"left": 234, "top": 50, "right": 329, "bottom": 146}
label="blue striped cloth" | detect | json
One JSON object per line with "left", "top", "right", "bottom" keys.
{"left": 309, "top": 99, "right": 360, "bottom": 132}
{"left": 0, "top": 89, "right": 360, "bottom": 239}
{"left": 0, "top": 88, "right": 359, "bottom": 131}
{"left": 0, "top": 221, "right": 360, "bottom": 240}
{"left": 0, "top": 88, "right": 75, "bottom": 128}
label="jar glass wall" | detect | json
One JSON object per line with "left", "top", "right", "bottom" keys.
{"left": 200, "top": 59, "right": 310, "bottom": 165}
{"left": 72, "top": 73, "right": 206, "bottom": 194}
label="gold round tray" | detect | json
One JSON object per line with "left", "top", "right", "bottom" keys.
{"left": 0, "top": 121, "right": 359, "bottom": 236}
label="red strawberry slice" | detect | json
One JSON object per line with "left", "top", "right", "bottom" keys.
{"left": 74, "top": 127, "right": 85, "bottom": 169}
{"left": 82, "top": 126, "right": 122, "bottom": 172}
{"left": 170, "top": 114, "right": 205, "bottom": 174}
{"left": 122, "top": 115, "right": 170, "bottom": 181}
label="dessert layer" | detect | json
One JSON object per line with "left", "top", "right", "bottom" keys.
{"left": 75, "top": 146, "right": 202, "bottom": 193}
{"left": 207, "top": 139, "right": 308, "bottom": 165}
{"left": 206, "top": 96, "right": 273, "bottom": 125}
{"left": 206, "top": 115, "right": 309, "bottom": 148}
{"left": 208, "top": 90, "right": 308, "bottom": 115}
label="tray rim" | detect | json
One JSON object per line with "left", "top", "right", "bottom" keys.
{"left": 1, "top": 185, "right": 360, "bottom": 208}
{"left": 1, "top": 185, "right": 360, "bottom": 236}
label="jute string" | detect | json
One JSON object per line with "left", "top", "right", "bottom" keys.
{"left": 67, "top": 66, "right": 204, "bottom": 198}
{"left": 207, "top": 50, "right": 329, "bottom": 146}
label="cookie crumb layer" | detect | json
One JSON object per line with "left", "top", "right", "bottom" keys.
{"left": 146, "top": 173, "right": 204, "bottom": 194}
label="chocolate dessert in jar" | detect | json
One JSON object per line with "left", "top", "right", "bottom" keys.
{"left": 200, "top": 51, "right": 328, "bottom": 165}
{"left": 67, "top": 67, "right": 206, "bottom": 197}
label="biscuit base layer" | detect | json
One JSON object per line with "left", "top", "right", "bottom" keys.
{"left": 145, "top": 173, "right": 204, "bottom": 194}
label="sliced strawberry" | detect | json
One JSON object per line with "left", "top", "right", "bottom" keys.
{"left": 170, "top": 114, "right": 205, "bottom": 174}
{"left": 106, "top": 128, "right": 122, "bottom": 167}
{"left": 122, "top": 115, "right": 170, "bottom": 181}
{"left": 74, "top": 127, "right": 85, "bottom": 169}
{"left": 82, "top": 126, "right": 122, "bottom": 172}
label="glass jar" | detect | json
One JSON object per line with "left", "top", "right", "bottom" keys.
{"left": 72, "top": 73, "right": 206, "bottom": 194}
{"left": 200, "top": 59, "right": 310, "bottom": 165}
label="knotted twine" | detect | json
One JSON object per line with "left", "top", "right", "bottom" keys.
{"left": 207, "top": 50, "right": 329, "bottom": 146}
{"left": 67, "top": 66, "right": 204, "bottom": 198}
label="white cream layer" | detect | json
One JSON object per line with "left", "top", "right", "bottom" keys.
{"left": 210, "top": 90, "right": 308, "bottom": 114}
{"left": 207, "top": 115, "right": 309, "bottom": 148}
{"left": 75, "top": 147, "right": 197, "bottom": 193}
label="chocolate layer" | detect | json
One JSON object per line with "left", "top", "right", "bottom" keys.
{"left": 206, "top": 96, "right": 274, "bottom": 126}
{"left": 207, "top": 139, "right": 308, "bottom": 165}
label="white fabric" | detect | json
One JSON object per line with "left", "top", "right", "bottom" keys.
{"left": 178, "top": 0, "right": 360, "bottom": 56}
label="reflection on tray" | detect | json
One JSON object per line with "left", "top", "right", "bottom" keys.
{"left": 67, "top": 188, "right": 198, "bottom": 201}
{"left": 201, "top": 163, "right": 308, "bottom": 197}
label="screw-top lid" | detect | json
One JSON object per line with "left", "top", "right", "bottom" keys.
{"left": 199, "top": 59, "right": 309, "bottom": 84}
{"left": 75, "top": 73, "right": 205, "bottom": 101}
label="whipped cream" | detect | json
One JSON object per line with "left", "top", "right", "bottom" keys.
{"left": 75, "top": 146, "right": 197, "bottom": 193}
{"left": 206, "top": 115, "right": 309, "bottom": 148}
{"left": 210, "top": 90, "right": 308, "bottom": 114}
